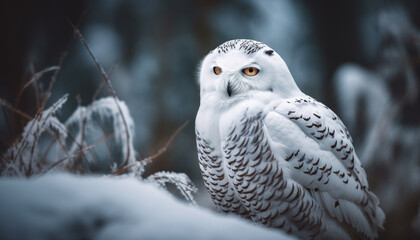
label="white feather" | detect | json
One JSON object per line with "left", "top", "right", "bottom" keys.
{"left": 196, "top": 39, "right": 385, "bottom": 239}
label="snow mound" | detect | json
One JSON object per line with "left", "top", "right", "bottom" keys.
{"left": 0, "top": 174, "right": 296, "bottom": 240}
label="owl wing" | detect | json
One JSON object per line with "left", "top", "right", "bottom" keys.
{"left": 264, "top": 95, "right": 384, "bottom": 239}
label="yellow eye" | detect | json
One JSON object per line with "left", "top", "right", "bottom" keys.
{"left": 242, "top": 67, "right": 259, "bottom": 76}
{"left": 213, "top": 66, "right": 222, "bottom": 75}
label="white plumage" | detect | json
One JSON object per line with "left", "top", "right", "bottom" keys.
{"left": 195, "top": 39, "right": 385, "bottom": 239}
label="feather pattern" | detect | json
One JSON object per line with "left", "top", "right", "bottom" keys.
{"left": 196, "top": 39, "right": 385, "bottom": 240}
{"left": 268, "top": 95, "right": 385, "bottom": 238}
{"left": 196, "top": 96, "right": 385, "bottom": 239}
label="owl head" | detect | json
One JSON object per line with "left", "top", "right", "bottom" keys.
{"left": 198, "top": 39, "right": 301, "bottom": 105}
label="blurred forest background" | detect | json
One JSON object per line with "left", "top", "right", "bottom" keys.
{"left": 0, "top": 0, "right": 419, "bottom": 239}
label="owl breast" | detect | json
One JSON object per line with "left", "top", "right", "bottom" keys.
{"left": 195, "top": 103, "right": 325, "bottom": 239}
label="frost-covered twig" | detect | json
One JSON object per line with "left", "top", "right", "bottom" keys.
{"left": 21, "top": 66, "right": 60, "bottom": 93}
{"left": 147, "top": 171, "right": 198, "bottom": 205}
{"left": 92, "top": 63, "right": 118, "bottom": 102}
{"left": 0, "top": 97, "right": 81, "bottom": 169}
{"left": 1, "top": 94, "right": 69, "bottom": 176}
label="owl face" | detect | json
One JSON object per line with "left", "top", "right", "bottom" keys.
{"left": 198, "top": 39, "right": 300, "bottom": 105}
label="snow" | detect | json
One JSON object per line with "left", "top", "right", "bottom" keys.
{"left": 0, "top": 174, "right": 296, "bottom": 240}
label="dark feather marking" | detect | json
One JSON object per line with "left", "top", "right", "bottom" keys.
{"left": 314, "top": 122, "right": 322, "bottom": 128}
{"left": 260, "top": 164, "right": 273, "bottom": 175}
{"left": 298, "top": 154, "right": 305, "bottom": 162}
{"left": 317, "top": 173, "right": 323, "bottom": 181}
{"left": 228, "top": 126, "right": 236, "bottom": 136}
{"left": 304, "top": 166, "right": 313, "bottom": 174}
{"left": 250, "top": 144, "right": 259, "bottom": 155}
{"left": 237, "top": 169, "right": 249, "bottom": 178}
{"left": 267, "top": 173, "right": 277, "bottom": 186}
{"left": 284, "top": 184, "right": 295, "bottom": 200}
{"left": 265, "top": 49, "right": 274, "bottom": 56}
{"left": 227, "top": 144, "right": 236, "bottom": 151}
{"left": 260, "top": 176, "right": 269, "bottom": 185}
{"left": 278, "top": 219, "right": 287, "bottom": 228}
{"left": 291, "top": 188, "right": 301, "bottom": 202}
{"left": 285, "top": 152, "right": 295, "bottom": 161}
{"left": 336, "top": 144, "right": 347, "bottom": 152}
{"left": 250, "top": 154, "right": 263, "bottom": 167}
{"left": 317, "top": 126, "right": 327, "bottom": 133}
{"left": 294, "top": 162, "right": 304, "bottom": 170}
{"left": 242, "top": 185, "right": 257, "bottom": 194}
{"left": 313, "top": 113, "right": 321, "bottom": 119}
{"left": 238, "top": 138, "right": 248, "bottom": 148}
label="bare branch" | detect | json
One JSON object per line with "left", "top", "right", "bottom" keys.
{"left": 40, "top": 146, "right": 95, "bottom": 175}
{"left": 40, "top": 51, "right": 69, "bottom": 112}
{"left": 92, "top": 63, "right": 118, "bottom": 102}
{"left": 69, "top": 22, "right": 132, "bottom": 167}
{"left": 111, "top": 120, "right": 189, "bottom": 176}
{"left": 0, "top": 98, "right": 32, "bottom": 120}
{"left": 21, "top": 66, "right": 60, "bottom": 92}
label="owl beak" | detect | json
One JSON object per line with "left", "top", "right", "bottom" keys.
{"left": 227, "top": 81, "right": 233, "bottom": 97}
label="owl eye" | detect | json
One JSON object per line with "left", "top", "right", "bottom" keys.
{"left": 242, "top": 67, "right": 259, "bottom": 76}
{"left": 213, "top": 66, "right": 222, "bottom": 75}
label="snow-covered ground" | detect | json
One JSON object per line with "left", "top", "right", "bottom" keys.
{"left": 0, "top": 174, "right": 296, "bottom": 240}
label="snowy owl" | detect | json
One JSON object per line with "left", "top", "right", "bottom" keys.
{"left": 195, "top": 39, "right": 385, "bottom": 239}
